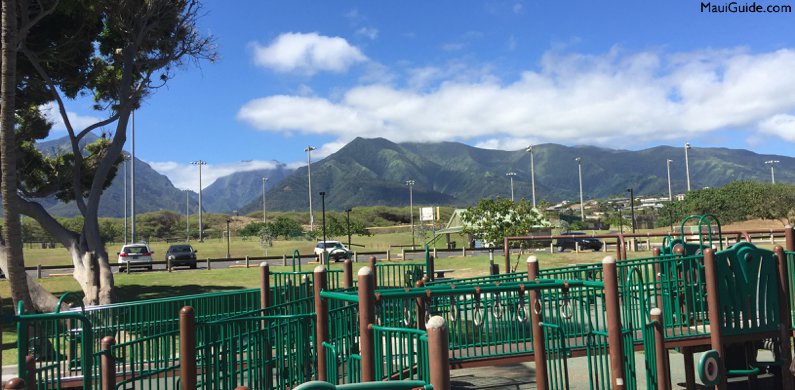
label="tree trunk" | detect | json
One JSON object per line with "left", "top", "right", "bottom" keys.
{"left": 68, "top": 241, "right": 115, "bottom": 306}
{"left": 1, "top": 0, "right": 34, "bottom": 312}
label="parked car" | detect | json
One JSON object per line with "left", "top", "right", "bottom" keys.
{"left": 117, "top": 243, "right": 154, "bottom": 270}
{"left": 314, "top": 241, "right": 352, "bottom": 262}
{"left": 165, "top": 244, "right": 198, "bottom": 269}
{"left": 556, "top": 232, "right": 603, "bottom": 252}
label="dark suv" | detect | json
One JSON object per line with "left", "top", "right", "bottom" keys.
{"left": 556, "top": 232, "right": 603, "bottom": 252}
{"left": 165, "top": 244, "right": 198, "bottom": 269}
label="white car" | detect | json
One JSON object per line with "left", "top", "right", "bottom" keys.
{"left": 117, "top": 243, "right": 154, "bottom": 271}
{"left": 314, "top": 241, "right": 352, "bottom": 262}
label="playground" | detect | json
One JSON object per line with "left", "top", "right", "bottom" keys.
{"left": 1, "top": 215, "right": 794, "bottom": 390}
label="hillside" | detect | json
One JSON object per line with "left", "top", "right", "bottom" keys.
{"left": 240, "top": 137, "right": 795, "bottom": 212}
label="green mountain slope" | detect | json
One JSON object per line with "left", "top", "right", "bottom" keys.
{"left": 243, "top": 137, "right": 795, "bottom": 212}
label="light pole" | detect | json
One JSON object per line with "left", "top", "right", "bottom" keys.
{"left": 506, "top": 172, "right": 517, "bottom": 201}
{"left": 526, "top": 145, "right": 536, "bottom": 208}
{"left": 666, "top": 159, "right": 673, "bottom": 201}
{"left": 131, "top": 111, "right": 136, "bottom": 243}
{"left": 320, "top": 191, "right": 327, "bottom": 265}
{"left": 262, "top": 177, "right": 269, "bottom": 222}
{"left": 122, "top": 154, "right": 130, "bottom": 244}
{"left": 185, "top": 190, "right": 190, "bottom": 241}
{"left": 575, "top": 157, "right": 584, "bottom": 221}
{"left": 345, "top": 208, "right": 352, "bottom": 249}
{"left": 626, "top": 188, "right": 636, "bottom": 234}
{"left": 684, "top": 142, "right": 692, "bottom": 192}
{"left": 305, "top": 146, "right": 316, "bottom": 231}
{"left": 765, "top": 160, "right": 780, "bottom": 184}
{"left": 191, "top": 160, "right": 207, "bottom": 241}
{"left": 226, "top": 218, "right": 231, "bottom": 259}
{"left": 406, "top": 180, "right": 415, "bottom": 249}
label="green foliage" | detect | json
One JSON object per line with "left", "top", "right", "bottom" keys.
{"left": 239, "top": 222, "right": 268, "bottom": 237}
{"left": 461, "top": 198, "right": 550, "bottom": 247}
{"left": 135, "top": 211, "right": 182, "bottom": 239}
{"left": 270, "top": 217, "right": 304, "bottom": 240}
{"left": 658, "top": 181, "right": 795, "bottom": 226}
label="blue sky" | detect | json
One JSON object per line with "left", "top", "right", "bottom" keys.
{"left": 46, "top": 0, "right": 795, "bottom": 191}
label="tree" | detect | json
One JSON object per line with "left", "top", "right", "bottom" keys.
{"left": 461, "top": 198, "right": 549, "bottom": 248}
{"left": 270, "top": 217, "right": 304, "bottom": 240}
{"left": 1, "top": 0, "right": 215, "bottom": 308}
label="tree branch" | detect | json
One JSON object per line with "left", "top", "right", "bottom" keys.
{"left": 17, "top": 195, "right": 79, "bottom": 247}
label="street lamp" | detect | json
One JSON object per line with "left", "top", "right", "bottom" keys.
{"left": 226, "top": 218, "right": 231, "bottom": 259}
{"left": 684, "top": 143, "right": 692, "bottom": 192}
{"left": 305, "top": 146, "right": 316, "bottom": 231}
{"left": 575, "top": 157, "right": 584, "bottom": 221}
{"left": 262, "top": 177, "right": 269, "bottom": 222}
{"left": 526, "top": 145, "right": 536, "bottom": 208}
{"left": 626, "top": 188, "right": 636, "bottom": 234}
{"left": 122, "top": 154, "right": 130, "bottom": 244}
{"left": 406, "top": 180, "right": 415, "bottom": 249}
{"left": 506, "top": 172, "right": 517, "bottom": 201}
{"left": 320, "top": 191, "right": 327, "bottom": 265}
{"left": 765, "top": 160, "right": 780, "bottom": 184}
{"left": 131, "top": 111, "right": 137, "bottom": 243}
{"left": 666, "top": 159, "right": 673, "bottom": 201}
{"left": 185, "top": 190, "right": 190, "bottom": 241}
{"left": 345, "top": 208, "right": 352, "bottom": 249}
{"left": 191, "top": 160, "right": 207, "bottom": 241}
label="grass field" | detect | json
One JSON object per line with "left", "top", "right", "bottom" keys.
{"left": 21, "top": 231, "right": 448, "bottom": 267}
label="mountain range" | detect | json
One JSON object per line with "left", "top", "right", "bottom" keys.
{"left": 30, "top": 136, "right": 795, "bottom": 217}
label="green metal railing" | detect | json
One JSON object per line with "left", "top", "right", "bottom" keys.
{"left": 372, "top": 326, "right": 428, "bottom": 382}
{"left": 424, "top": 271, "right": 527, "bottom": 286}
{"left": 788, "top": 250, "right": 795, "bottom": 331}
{"left": 376, "top": 263, "right": 426, "bottom": 288}
{"left": 12, "top": 307, "right": 94, "bottom": 389}
{"left": 109, "top": 328, "right": 181, "bottom": 389}
{"left": 197, "top": 313, "right": 316, "bottom": 390}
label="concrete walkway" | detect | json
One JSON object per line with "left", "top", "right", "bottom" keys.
{"left": 451, "top": 351, "right": 699, "bottom": 389}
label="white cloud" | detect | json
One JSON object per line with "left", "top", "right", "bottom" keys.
{"left": 41, "top": 103, "right": 103, "bottom": 133}
{"left": 149, "top": 160, "right": 283, "bottom": 192}
{"left": 475, "top": 137, "right": 538, "bottom": 151}
{"left": 758, "top": 114, "right": 795, "bottom": 141}
{"left": 356, "top": 27, "right": 379, "bottom": 40}
{"left": 251, "top": 32, "right": 367, "bottom": 75}
{"left": 238, "top": 47, "right": 795, "bottom": 150}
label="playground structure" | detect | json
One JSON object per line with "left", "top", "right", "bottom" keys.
{"left": 1, "top": 216, "right": 794, "bottom": 389}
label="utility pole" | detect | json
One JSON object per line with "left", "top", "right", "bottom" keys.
{"left": 526, "top": 145, "right": 536, "bottom": 208}
{"left": 406, "top": 180, "right": 415, "bottom": 249}
{"left": 262, "top": 177, "right": 269, "bottom": 222}
{"left": 305, "top": 146, "right": 316, "bottom": 230}
{"left": 191, "top": 160, "right": 207, "bottom": 241}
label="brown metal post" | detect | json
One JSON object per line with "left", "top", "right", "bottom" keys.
{"left": 426, "top": 316, "right": 451, "bottom": 390}
{"left": 775, "top": 246, "right": 795, "bottom": 390}
{"left": 180, "top": 306, "right": 197, "bottom": 390}
{"left": 527, "top": 256, "right": 548, "bottom": 390}
{"left": 25, "top": 355, "right": 35, "bottom": 390}
{"left": 358, "top": 266, "right": 376, "bottom": 382}
{"left": 343, "top": 260, "right": 353, "bottom": 288}
{"left": 368, "top": 256, "right": 378, "bottom": 290}
{"left": 260, "top": 262, "right": 271, "bottom": 309}
{"left": 314, "top": 266, "right": 329, "bottom": 382}
{"left": 504, "top": 237, "right": 510, "bottom": 275}
{"left": 4, "top": 378, "right": 25, "bottom": 390}
{"left": 234, "top": 387, "right": 250, "bottom": 390}
{"left": 786, "top": 225, "right": 795, "bottom": 252}
{"left": 651, "top": 308, "right": 670, "bottom": 390}
{"left": 703, "top": 249, "right": 727, "bottom": 390}
{"left": 603, "top": 256, "right": 627, "bottom": 390}
{"left": 101, "top": 337, "right": 116, "bottom": 390}
{"left": 416, "top": 280, "right": 426, "bottom": 331}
